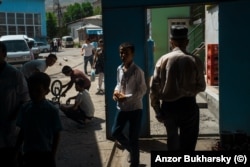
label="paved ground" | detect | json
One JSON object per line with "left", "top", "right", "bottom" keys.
{"left": 40, "top": 48, "right": 219, "bottom": 167}
{"left": 43, "top": 48, "right": 114, "bottom": 167}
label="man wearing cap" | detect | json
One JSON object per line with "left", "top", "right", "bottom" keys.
{"left": 150, "top": 25, "right": 206, "bottom": 151}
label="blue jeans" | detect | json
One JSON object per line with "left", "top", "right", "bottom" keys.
{"left": 161, "top": 97, "right": 199, "bottom": 151}
{"left": 84, "top": 55, "right": 93, "bottom": 74}
{"left": 112, "top": 109, "right": 142, "bottom": 166}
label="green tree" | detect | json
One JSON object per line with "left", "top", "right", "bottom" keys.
{"left": 81, "top": 2, "right": 93, "bottom": 17}
{"left": 93, "top": 6, "right": 102, "bottom": 15}
{"left": 62, "top": 2, "right": 93, "bottom": 25}
{"left": 46, "top": 12, "right": 57, "bottom": 39}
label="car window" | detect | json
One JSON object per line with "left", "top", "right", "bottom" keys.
{"left": 66, "top": 38, "right": 73, "bottom": 41}
{"left": 3, "top": 40, "right": 29, "bottom": 52}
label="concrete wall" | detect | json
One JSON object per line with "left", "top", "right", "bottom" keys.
{"left": 151, "top": 7, "right": 190, "bottom": 63}
{"left": 67, "top": 16, "right": 102, "bottom": 40}
{"left": 205, "top": 5, "right": 219, "bottom": 44}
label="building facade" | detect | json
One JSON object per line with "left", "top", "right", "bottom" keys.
{"left": 67, "top": 15, "right": 102, "bottom": 41}
{"left": 0, "top": 0, "right": 46, "bottom": 38}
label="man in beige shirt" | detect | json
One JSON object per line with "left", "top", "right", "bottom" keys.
{"left": 150, "top": 25, "right": 206, "bottom": 151}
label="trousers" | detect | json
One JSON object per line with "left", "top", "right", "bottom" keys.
{"left": 161, "top": 97, "right": 199, "bottom": 151}
{"left": 111, "top": 109, "right": 142, "bottom": 166}
{"left": 84, "top": 55, "right": 93, "bottom": 74}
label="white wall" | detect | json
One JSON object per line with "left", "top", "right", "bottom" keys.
{"left": 205, "top": 5, "right": 219, "bottom": 44}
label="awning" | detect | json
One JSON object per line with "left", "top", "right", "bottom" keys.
{"left": 86, "top": 29, "right": 103, "bottom": 35}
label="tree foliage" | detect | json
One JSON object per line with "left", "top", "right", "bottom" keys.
{"left": 93, "top": 6, "right": 102, "bottom": 15}
{"left": 46, "top": 12, "right": 57, "bottom": 39}
{"left": 63, "top": 2, "right": 93, "bottom": 24}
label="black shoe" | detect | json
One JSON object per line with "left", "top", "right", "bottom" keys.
{"left": 115, "top": 141, "right": 125, "bottom": 150}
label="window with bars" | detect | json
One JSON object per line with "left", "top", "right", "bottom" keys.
{"left": 17, "top": 13, "right": 24, "bottom": 25}
{"left": 0, "top": 13, "right": 6, "bottom": 24}
{"left": 7, "top": 13, "right": 15, "bottom": 24}
{"left": 0, "top": 12, "right": 41, "bottom": 37}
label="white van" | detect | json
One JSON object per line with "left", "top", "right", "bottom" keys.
{"left": 0, "top": 35, "right": 33, "bottom": 68}
{"left": 61, "top": 36, "right": 74, "bottom": 48}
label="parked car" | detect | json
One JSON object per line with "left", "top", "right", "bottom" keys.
{"left": 28, "top": 38, "right": 40, "bottom": 59}
{"left": 35, "top": 42, "right": 51, "bottom": 53}
{"left": 61, "top": 36, "right": 74, "bottom": 48}
{"left": 0, "top": 35, "right": 33, "bottom": 68}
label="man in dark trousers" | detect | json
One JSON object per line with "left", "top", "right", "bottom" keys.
{"left": 150, "top": 25, "right": 206, "bottom": 151}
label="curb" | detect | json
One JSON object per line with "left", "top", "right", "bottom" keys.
{"left": 105, "top": 142, "right": 117, "bottom": 167}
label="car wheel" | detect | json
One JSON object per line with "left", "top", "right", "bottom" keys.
{"left": 44, "top": 49, "right": 48, "bottom": 53}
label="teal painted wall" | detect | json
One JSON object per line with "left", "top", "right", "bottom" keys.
{"left": 102, "top": 8, "right": 149, "bottom": 138}
{"left": 151, "top": 7, "right": 190, "bottom": 62}
{"left": 0, "top": 0, "right": 47, "bottom": 37}
{"left": 219, "top": 1, "right": 250, "bottom": 135}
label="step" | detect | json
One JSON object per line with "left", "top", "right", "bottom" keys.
{"left": 197, "top": 93, "right": 208, "bottom": 108}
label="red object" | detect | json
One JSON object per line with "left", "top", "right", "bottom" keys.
{"left": 207, "top": 44, "right": 219, "bottom": 86}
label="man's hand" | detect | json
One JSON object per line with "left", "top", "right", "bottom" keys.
{"left": 153, "top": 106, "right": 165, "bottom": 123}
{"left": 61, "top": 91, "right": 66, "bottom": 97}
{"left": 113, "top": 91, "right": 119, "bottom": 101}
{"left": 155, "top": 112, "right": 165, "bottom": 123}
{"left": 113, "top": 91, "right": 126, "bottom": 102}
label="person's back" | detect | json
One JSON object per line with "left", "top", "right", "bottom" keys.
{"left": 154, "top": 49, "right": 204, "bottom": 101}
{"left": 16, "top": 72, "right": 62, "bottom": 167}
{"left": 71, "top": 69, "right": 91, "bottom": 90}
{"left": 61, "top": 66, "right": 91, "bottom": 97}
{"left": 150, "top": 25, "right": 206, "bottom": 151}
{"left": 21, "top": 59, "right": 46, "bottom": 79}
{"left": 0, "top": 41, "right": 30, "bottom": 150}
{"left": 21, "top": 54, "right": 57, "bottom": 79}
{"left": 77, "top": 89, "right": 95, "bottom": 118}
{"left": 60, "top": 78, "right": 94, "bottom": 125}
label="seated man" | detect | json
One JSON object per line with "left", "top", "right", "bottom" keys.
{"left": 60, "top": 78, "right": 95, "bottom": 125}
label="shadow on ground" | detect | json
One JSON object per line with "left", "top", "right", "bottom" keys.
{"left": 56, "top": 115, "right": 106, "bottom": 167}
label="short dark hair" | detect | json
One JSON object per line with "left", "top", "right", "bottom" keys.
{"left": 28, "top": 72, "right": 51, "bottom": 90}
{"left": 75, "top": 78, "right": 85, "bottom": 88}
{"left": 0, "top": 41, "right": 7, "bottom": 56}
{"left": 62, "top": 65, "right": 72, "bottom": 74}
{"left": 47, "top": 53, "right": 57, "bottom": 60}
{"left": 119, "top": 42, "right": 135, "bottom": 53}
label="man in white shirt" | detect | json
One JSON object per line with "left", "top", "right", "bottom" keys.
{"left": 81, "top": 38, "right": 94, "bottom": 75}
{"left": 21, "top": 53, "right": 57, "bottom": 79}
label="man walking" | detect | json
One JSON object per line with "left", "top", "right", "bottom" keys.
{"left": 81, "top": 38, "right": 94, "bottom": 75}
{"left": 150, "top": 25, "right": 206, "bottom": 151}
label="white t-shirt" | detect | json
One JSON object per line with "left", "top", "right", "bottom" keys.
{"left": 82, "top": 43, "right": 94, "bottom": 57}
{"left": 21, "top": 59, "right": 47, "bottom": 78}
{"left": 76, "top": 90, "right": 95, "bottom": 117}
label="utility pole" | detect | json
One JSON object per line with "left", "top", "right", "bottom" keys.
{"left": 53, "top": 0, "right": 63, "bottom": 27}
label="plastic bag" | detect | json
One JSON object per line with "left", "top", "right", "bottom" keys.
{"left": 90, "top": 69, "right": 95, "bottom": 81}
